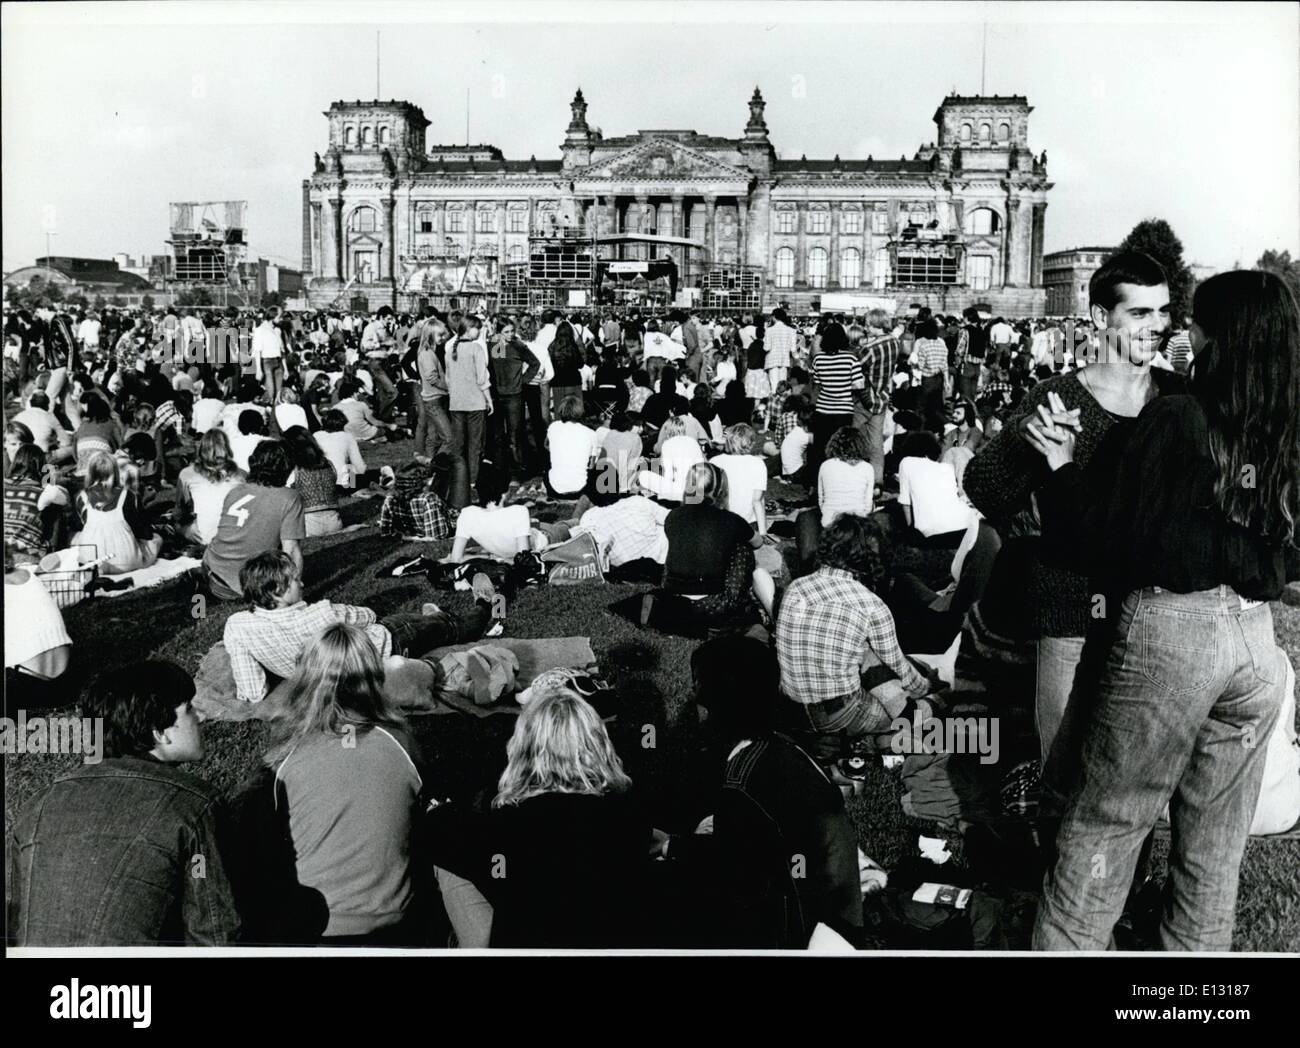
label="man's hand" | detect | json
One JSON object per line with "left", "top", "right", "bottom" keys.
{"left": 1024, "top": 418, "right": 1076, "bottom": 470}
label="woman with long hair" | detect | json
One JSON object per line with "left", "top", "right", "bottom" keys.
{"left": 71, "top": 451, "right": 162, "bottom": 574}
{"left": 636, "top": 414, "right": 705, "bottom": 504}
{"left": 642, "top": 461, "right": 775, "bottom": 634}
{"left": 794, "top": 424, "right": 875, "bottom": 575}
{"left": 547, "top": 321, "right": 585, "bottom": 415}
{"left": 174, "top": 429, "right": 244, "bottom": 546}
{"left": 282, "top": 424, "right": 342, "bottom": 537}
{"left": 266, "top": 623, "right": 423, "bottom": 946}
{"left": 1027, "top": 269, "right": 1300, "bottom": 951}
{"left": 428, "top": 687, "right": 650, "bottom": 948}
{"left": 4, "top": 444, "right": 70, "bottom": 558}
{"left": 444, "top": 316, "right": 492, "bottom": 491}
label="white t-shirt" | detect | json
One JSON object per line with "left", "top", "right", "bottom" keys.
{"left": 77, "top": 319, "right": 101, "bottom": 347}
{"left": 229, "top": 433, "right": 268, "bottom": 473}
{"left": 178, "top": 467, "right": 242, "bottom": 545}
{"left": 13, "top": 407, "right": 66, "bottom": 452}
{"left": 4, "top": 570, "right": 72, "bottom": 668}
{"left": 711, "top": 453, "right": 768, "bottom": 525}
{"left": 275, "top": 404, "right": 310, "bottom": 432}
{"left": 314, "top": 430, "right": 365, "bottom": 487}
{"left": 454, "top": 505, "right": 531, "bottom": 560}
{"left": 897, "top": 456, "right": 975, "bottom": 538}
{"left": 193, "top": 397, "right": 226, "bottom": 435}
{"left": 547, "top": 420, "right": 598, "bottom": 494}
{"left": 781, "top": 426, "right": 813, "bottom": 476}
{"left": 818, "top": 459, "right": 874, "bottom": 527}
{"left": 644, "top": 332, "right": 685, "bottom": 362}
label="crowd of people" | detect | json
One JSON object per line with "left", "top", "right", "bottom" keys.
{"left": 5, "top": 249, "right": 1299, "bottom": 951}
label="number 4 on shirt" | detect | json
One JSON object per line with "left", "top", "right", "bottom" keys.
{"left": 227, "top": 494, "right": 255, "bottom": 527}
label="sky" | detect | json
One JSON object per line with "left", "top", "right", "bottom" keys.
{"left": 3, "top": 0, "right": 1297, "bottom": 275}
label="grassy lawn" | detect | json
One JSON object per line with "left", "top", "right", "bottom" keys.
{"left": 5, "top": 437, "right": 1298, "bottom": 951}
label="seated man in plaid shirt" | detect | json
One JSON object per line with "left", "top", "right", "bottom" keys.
{"left": 775, "top": 514, "right": 937, "bottom": 748}
{"left": 222, "top": 550, "right": 496, "bottom": 703}
{"left": 379, "top": 459, "right": 457, "bottom": 541}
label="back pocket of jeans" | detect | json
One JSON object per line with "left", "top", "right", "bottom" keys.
{"left": 1241, "top": 613, "right": 1283, "bottom": 685}
{"left": 1141, "top": 608, "right": 1218, "bottom": 694}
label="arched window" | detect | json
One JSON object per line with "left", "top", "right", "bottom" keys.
{"left": 840, "top": 247, "right": 862, "bottom": 287}
{"left": 343, "top": 126, "right": 355, "bottom": 148}
{"left": 508, "top": 244, "right": 526, "bottom": 264}
{"left": 360, "top": 126, "right": 373, "bottom": 147}
{"left": 966, "top": 207, "right": 1000, "bottom": 236}
{"left": 873, "top": 247, "right": 890, "bottom": 290}
{"left": 379, "top": 126, "right": 390, "bottom": 146}
{"left": 348, "top": 206, "right": 377, "bottom": 233}
{"left": 807, "top": 247, "right": 828, "bottom": 288}
{"left": 960, "top": 123, "right": 972, "bottom": 144}
{"left": 979, "top": 122, "right": 992, "bottom": 145}
{"left": 775, "top": 247, "right": 795, "bottom": 288}
{"left": 998, "top": 122, "right": 1010, "bottom": 143}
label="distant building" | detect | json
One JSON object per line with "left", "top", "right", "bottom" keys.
{"left": 1042, "top": 246, "right": 1116, "bottom": 316}
{"left": 304, "top": 88, "right": 1054, "bottom": 315}
{"left": 4, "top": 256, "right": 159, "bottom": 307}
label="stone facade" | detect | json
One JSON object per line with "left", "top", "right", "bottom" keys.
{"left": 304, "top": 89, "right": 1053, "bottom": 315}
{"left": 1042, "top": 246, "right": 1117, "bottom": 316}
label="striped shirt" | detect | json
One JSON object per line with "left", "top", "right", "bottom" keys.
{"left": 912, "top": 338, "right": 949, "bottom": 378}
{"left": 812, "top": 352, "right": 857, "bottom": 415}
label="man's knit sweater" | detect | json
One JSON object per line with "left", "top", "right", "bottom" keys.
{"left": 963, "top": 369, "right": 1184, "bottom": 638}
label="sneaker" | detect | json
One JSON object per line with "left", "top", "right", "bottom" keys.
{"left": 420, "top": 602, "right": 443, "bottom": 617}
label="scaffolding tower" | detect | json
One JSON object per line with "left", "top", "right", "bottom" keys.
{"left": 167, "top": 200, "right": 250, "bottom": 306}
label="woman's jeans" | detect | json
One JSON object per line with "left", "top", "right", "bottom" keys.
{"left": 417, "top": 395, "right": 452, "bottom": 461}
{"left": 304, "top": 509, "right": 343, "bottom": 538}
{"left": 450, "top": 409, "right": 487, "bottom": 488}
{"left": 1033, "top": 587, "right": 1285, "bottom": 952}
{"left": 434, "top": 866, "right": 494, "bottom": 948}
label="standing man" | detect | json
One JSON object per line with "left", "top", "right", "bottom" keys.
{"left": 852, "top": 309, "right": 902, "bottom": 484}
{"left": 764, "top": 308, "right": 797, "bottom": 391}
{"left": 252, "top": 306, "right": 285, "bottom": 401}
{"left": 77, "top": 311, "right": 101, "bottom": 357}
{"left": 954, "top": 307, "right": 987, "bottom": 403}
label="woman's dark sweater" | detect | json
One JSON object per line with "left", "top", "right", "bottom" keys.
{"left": 427, "top": 792, "right": 650, "bottom": 948}
{"left": 963, "top": 368, "right": 1184, "bottom": 637}
{"left": 1039, "top": 394, "right": 1300, "bottom": 602}
{"left": 664, "top": 503, "right": 753, "bottom": 594}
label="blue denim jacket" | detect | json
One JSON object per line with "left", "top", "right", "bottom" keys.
{"left": 7, "top": 756, "right": 240, "bottom": 946}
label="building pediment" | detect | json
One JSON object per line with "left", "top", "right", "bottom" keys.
{"left": 581, "top": 137, "right": 751, "bottom": 183}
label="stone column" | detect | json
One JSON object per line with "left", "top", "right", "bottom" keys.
{"left": 795, "top": 203, "right": 807, "bottom": 285}
{"left": 497, "top": 200, "right": 508, "bottom": 267}
{"left": 332, "top": 195, "right": 344, "bottom": 281}
{"left": 671, "top": 194, "right": 685, "bottom": 282}
{"left": 1001, "top": 194, "right": 1015, "bottom": 288}
{"left": 635, "top": 194, "right": 651, "bottom": 262}
{"left": 1030, "top": 203, "right": 1046, "bottom": 286}
{"left": 702, "top": 196, "right": 717, "bottom": 269}
{"left": 829, "top": 207, "right": 841, "bottom": 289}
{"left": 466, "top": 202, "right": 477, "bottom": 257}
{"left": 383, "top": 197, "right": 396, "bottom": 282}
{"left": 737, "top": 198, "right": 748, "bottom": 269}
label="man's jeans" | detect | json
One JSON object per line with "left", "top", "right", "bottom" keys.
{"left": 494, "top": 394, "right": 526, "bottom": 478}
{"left": 416, "top": 395, "right": 452, "bottom": 460}
{"left": 523, "top": 383, "right": 550, "bottom": 469}
{"left": 1034, "top": 587, "right": 1285, "bottom": 952}
{"left": 1035, "top": 635, "right": 1087, "bottom": 770}
{"left": 450, "top": 409, "right": 487, "bottom": 488}
{"left": 853, "top": 403, "right": 887, "bottom": 484}
{"left": 381, "top": 603, "right": 491, "bottom": 658}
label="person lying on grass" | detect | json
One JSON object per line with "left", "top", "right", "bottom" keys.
{"left": 442, "top": 461, "right": 565, "bottom": 564}
{"left": 222, "top": 549, "right": 500, "bottom": 704}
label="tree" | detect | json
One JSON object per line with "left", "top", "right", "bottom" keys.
{"left": 92, "top": 294, "right": 107, "bottom": 312}
{"left": 141, "top": 293, "right": 155, "bottom": 312}
{"left": 1112, "top": 219, "right": 1194, "bottom": 321}
{"left": 174, "top": 287, "right": 213, "bottom": 307}
{"left": 1256, "top": 249, "right": 1300, "bottom": 305}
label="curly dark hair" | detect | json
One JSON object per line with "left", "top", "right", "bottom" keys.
{"left": 247, "top": 439, "right": 292, "bottom": 487}
{"left": 816, "top": 513, "right": 890, "bottom": 591}
{"left": 80, "top": 660, "right": 195, "bottom": 759}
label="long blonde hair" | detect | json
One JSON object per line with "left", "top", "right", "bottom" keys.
{"left": 493, "top": 688, "right": 631, "bottom": 808}
{"left": 264, "top": 623, "right": 405, "bottom": 767}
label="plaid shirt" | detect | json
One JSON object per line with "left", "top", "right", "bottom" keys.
{"left": 776, "top": 566, "right": 929, "bottom": 705}
{"left": 858, "top": 333, "right": 902, "bottom": 415}
{"left": 764, "top": 322, "right": 798, "bottom": 368}
{"left": 982, "top": 378, "right": 1014, "bottom": 407}
{"left": 571, "top": 495, "right": 669, "bottom": 566}
{"left": 379, "top": 490, "right": 455, "bottom": 539}
{"left": 953, "top": 328, "right": 970, "bottom": 372}
{"left": 223, "top": 600, "right": 391, "bottom": 702}
{"left": 912, "top": 338, "right": 949, "bottom": 378}
{"left": 154, "top": 400, "right": 185, "bottom": 437}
